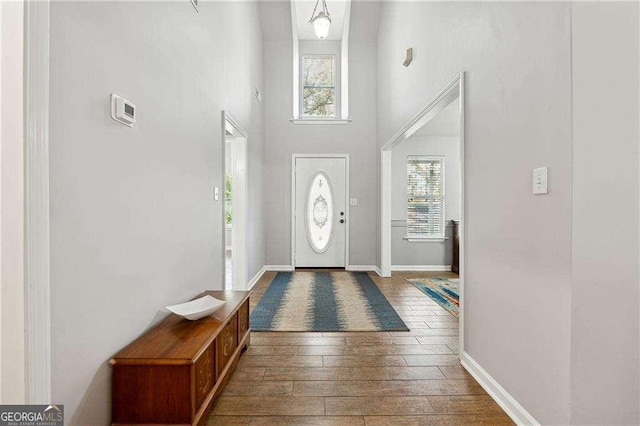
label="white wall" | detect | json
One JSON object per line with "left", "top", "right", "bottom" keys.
{"left": 570, "top": 2, "right": 639, "bottom": 424}
{"left": 391, "top": 136, "right": 460, "bottom": 266}
{"left": 378, "top": 2, "right": 573, "bottom": 423}
{"left": 263, "top": 26, "right": 378, "bottom": 267}
{"left": 49, "top": 1, "right": 264, "bottom": 423}
{"left": 378, "top": 2, "right": 640, "bottom": 424}
{"left": 0, "top": 0, "right": 26, "bottom": 404}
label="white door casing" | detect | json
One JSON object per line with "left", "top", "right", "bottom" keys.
{"left": 24, "top": 0, "right": 51, "bottom": 404}
{"left": 293, "top": 156, "right": 348, "bottom": 267}
{"left": 379, "top": 72, "right": 465, "bottom": 358}
{"left": 222, "top": 112, "right": 248, "bottom": 290}
{"left": 230, "top": 136, "right": 247, "bottom": 289}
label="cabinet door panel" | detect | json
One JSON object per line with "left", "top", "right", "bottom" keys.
{"left": 237, "top": 300, "right": 250, "bottom": 341}
{"left": 194, "top": 345, "right": 215, "bottom": 409}
{"left": 112, "top": 364, "right": 191, "bottom": 424}
{"left": 216, "top": 315, "right": 238, "bottom": 378}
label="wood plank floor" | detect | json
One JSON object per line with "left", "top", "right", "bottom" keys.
{"left": 208, "top": 271, "right": 513, "bottom": 425}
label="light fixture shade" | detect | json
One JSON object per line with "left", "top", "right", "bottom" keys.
{"left": 311, "top": 12, "right": 331, "bottom": 39}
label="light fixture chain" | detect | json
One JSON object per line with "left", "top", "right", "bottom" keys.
{"left": 310, "top": 0, "right": 320, "bottom": 22}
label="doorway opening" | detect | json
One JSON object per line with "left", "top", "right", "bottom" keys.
{"left": 291, "top": 154, "right": 350, "bottom": 268}
{"left": 222, "top": 112, "right": 248, "bottom": 290}
{"left": 380, "top": 73, "right": 465, "bottom": 352}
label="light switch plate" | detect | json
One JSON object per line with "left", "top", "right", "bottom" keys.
{"left": 533, "top": 167, "right": 548, "bottom": 195}
{"left": 214, "top": 187, "right": 219, "bottom": 201}
{"left": 350, "top": 198, "right": 358, "bottom": 206}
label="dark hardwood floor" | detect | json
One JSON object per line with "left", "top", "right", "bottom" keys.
{"left": 207, "top": 271, "right": 513, "bottom": 425}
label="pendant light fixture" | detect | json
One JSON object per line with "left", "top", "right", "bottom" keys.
{"left": 309, "top": 0, "right": 331, "bottom": 40}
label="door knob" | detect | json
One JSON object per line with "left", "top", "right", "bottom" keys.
{"left": 340, "top": 212, "right": 344, "bottom": 216}
{"left": 340, "top": 219, "right": 345, "bottom": 224}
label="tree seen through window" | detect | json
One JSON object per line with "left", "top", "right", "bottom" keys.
{"left": 302, "top": 55, "right": 335, "bottom": 117}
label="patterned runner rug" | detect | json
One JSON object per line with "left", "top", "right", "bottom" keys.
{"left": 407, "top": 277, "right": 459, "bottom": 318}
{"left": 250, "top": 272, "right": 409, "bottom": 332}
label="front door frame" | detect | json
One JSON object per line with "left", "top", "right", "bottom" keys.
{"left": 291, "top": 154, "right": 350, "bottom": 268}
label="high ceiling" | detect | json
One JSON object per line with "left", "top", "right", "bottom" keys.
{"left": 293, "top": 0, "right": 348, "bottom": 40}
{"left": 259, "top": 1, "right": 380, "bottom": 42}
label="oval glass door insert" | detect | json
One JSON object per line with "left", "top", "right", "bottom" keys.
{"left": 306, "top": 172, "right": 334, "bottom": 253}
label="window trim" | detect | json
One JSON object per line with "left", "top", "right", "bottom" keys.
{"left": 291, "top": 2, "right": 351, "bottom": 121}
{"left": 300, "top": 54, "right": 338, "bottom": 119}
{"left": 403, "top": 236, "right": 448, "bottom": 243}
{"left": 406, "top": 155, "right": 446, "bottom": 240}
{"left": 290, "top": 118, "right": 351, "bottom": 125}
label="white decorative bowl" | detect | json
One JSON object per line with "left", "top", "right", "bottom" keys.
{"left": 166, "top": 295, "right": 226, "bottom": 321}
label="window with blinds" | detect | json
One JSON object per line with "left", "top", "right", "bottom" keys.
{"left": 407, "top": 156, "right": 445, "bottom": 238}
{"left": 302, "top": 55, "right": 336, "bottom": 117}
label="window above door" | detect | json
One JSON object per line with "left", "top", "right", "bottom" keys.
{"left": 302, "top": 55, "right": 337, "bottom": 118}
{"left": 290, "top": 25, "right": 352, "bottom": 124}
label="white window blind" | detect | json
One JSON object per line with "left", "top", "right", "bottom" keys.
{"left": 302, "top": 55, "right": 336, "bottom": 117}
{"left": 407, "top": 156, "right": 445, "bottom": 238}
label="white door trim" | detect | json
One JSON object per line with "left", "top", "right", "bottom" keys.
{"left": 222, "top": 112, "right": 248, "bottom": 290}
{"left": 380, "top": 72, "right": 465, "bottom": 357}
{"left": 340, "top": 0, "right": 351, "bottom": 119}
{"left": 291, "top": 154, "right": 350, "bottom": 269}
{"left": 290, "top": 0, "right": 299, "bottom": 119}
{"left": 24, "top": 0, "right": 51, "bottom": 404}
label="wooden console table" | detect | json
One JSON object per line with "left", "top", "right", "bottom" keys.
{"left": 110, "top": 290, "right": 251, "bottom": 425}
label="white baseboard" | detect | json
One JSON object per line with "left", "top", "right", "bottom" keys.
{"left": 346, "top": 265, "right": 377, "bottom": 271}
{"left": 374, "top": 266, "right": 383, "bottom": 276}
{"left": 265, "top": 265, "right": 379, "bottom": 273}
{"left": 460, "top": 351, "right": 539, "bottom": 426}
{"left": 264, "top": 265, "right": 295, "bottom": 272}
{"left": 246, "top": 266, "right": 266, "bottom": 291}
{"left": 391, "top": 265, "right": 452, "bottom": 272}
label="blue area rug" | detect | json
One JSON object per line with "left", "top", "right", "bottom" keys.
{"left": 407, "top": 277, "right": 459, "bottom": 318}
{"left": 250, "top": 272, "right": 409, "bottom": 332}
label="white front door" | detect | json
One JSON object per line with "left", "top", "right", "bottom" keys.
{"left": 294, "top": 157, "right": 347, "bottom": 267}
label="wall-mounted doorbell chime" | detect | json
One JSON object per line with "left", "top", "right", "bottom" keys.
{"left": 111, "top": 94, "right": 136, "bottom": 127}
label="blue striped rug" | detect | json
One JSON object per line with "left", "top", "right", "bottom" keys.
{"left": 407, "top": 277, "right": 459, "bottom": 318}
{"left": 250, "top": 272, "right": 409, "bottom": 332}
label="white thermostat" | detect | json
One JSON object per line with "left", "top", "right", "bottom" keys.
{"left": 111, "top": 94, "right": 136, "bottom": 127}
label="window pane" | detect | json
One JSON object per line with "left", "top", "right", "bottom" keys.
{"left": 302, "top": 55, "right": 335, "bottom": 117}
{"left": 225, "top": 174, "right": 232, "bottom": 225}
{"left": 407, "top": 157, "right": 445, "bottom": 238}
{"left": 306, "top": 172, "right": 334, "bottom": 253}
{"left": 303, "top": 87, "right": 335, "bottom": 117}
{"left": 303, "top": 56, "right": 334, "bottom": 87}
